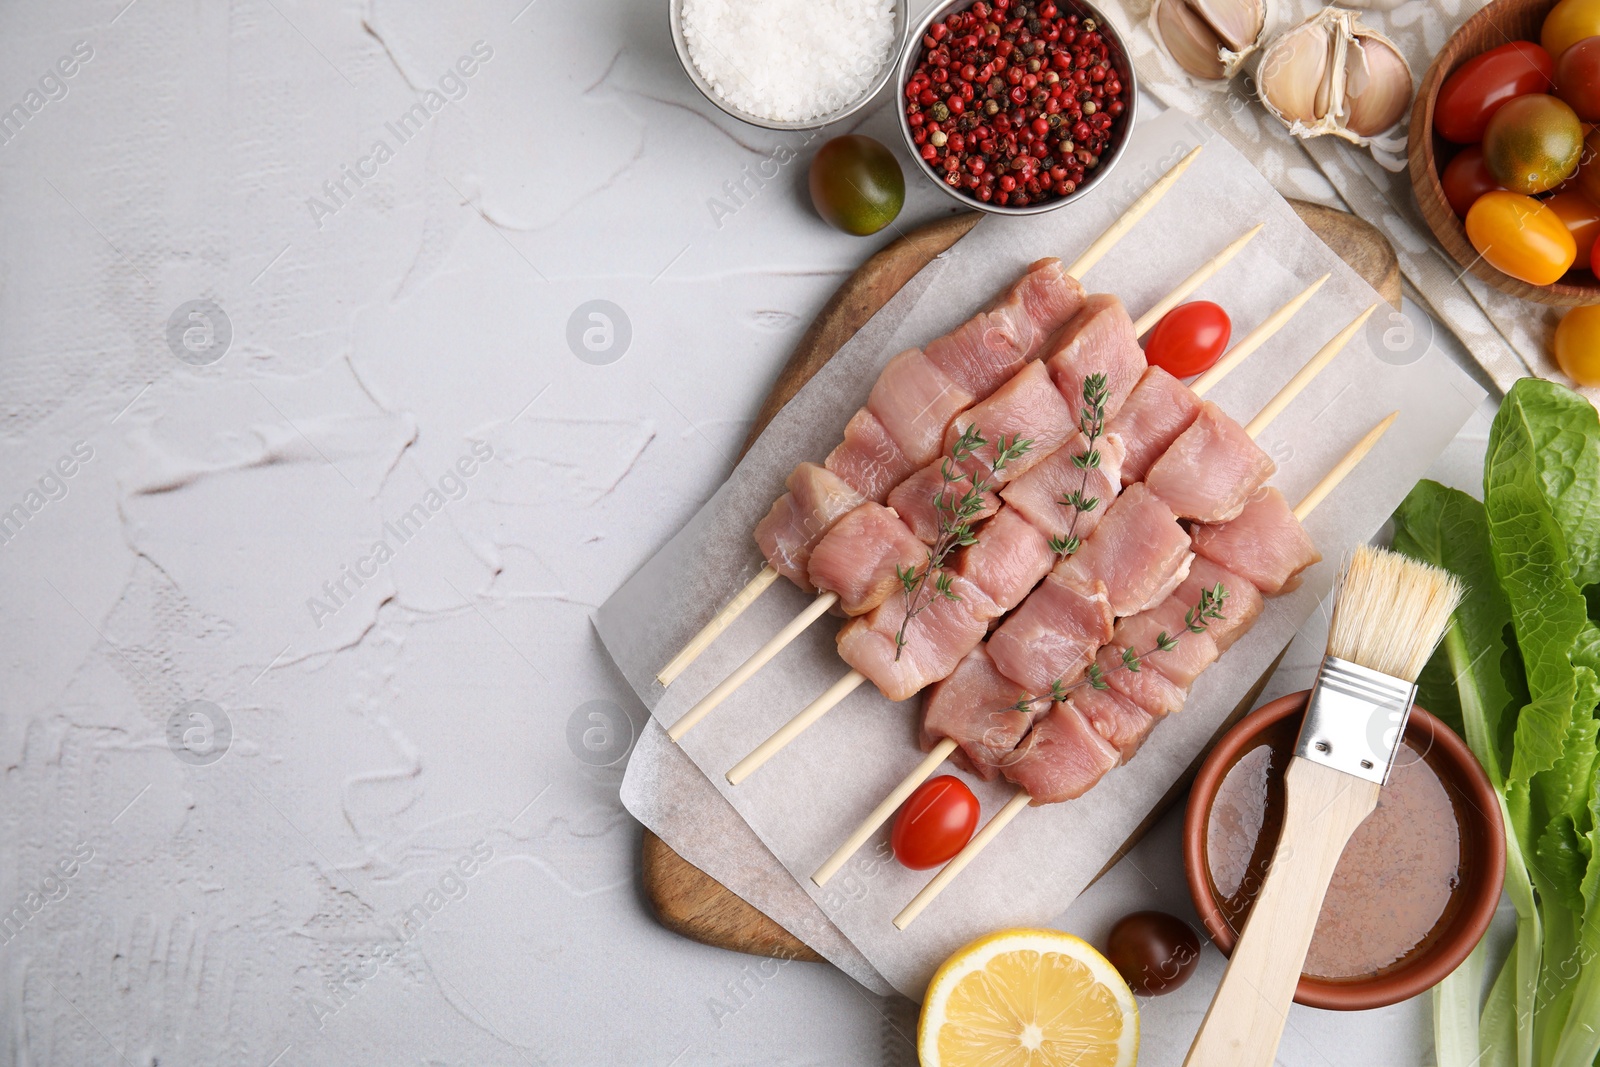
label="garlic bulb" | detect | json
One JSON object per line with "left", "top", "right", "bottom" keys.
{"left": 1150, "top": 0, "right": 1270, "bottom": 81}
{"left": 1257, "top": 8, "right": 1413, "bottom": 145}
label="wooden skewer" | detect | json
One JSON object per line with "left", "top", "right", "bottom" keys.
{"left": 813, "top": 738, "right": 959, "bottom": 885}
{"left": 668, "top": 591, "right": 840, "bottom": 741}
{"left": 1131, "top": 223, "right": 1264, "bottom": 337}
{"left": 894, "top": 792, "right": 1033, "bottom": 929}
{"left": 684, "top": 231, "right": 1270, "bottom": 741}
{"left": 656, "top": 149, "right": 1209, "bottom": 692}
{"left": 1066, "top": 145, "right": 1203, "bottom": 280}
{"left": 890, "top": 411, "right": 1402, "bottom": 930}
{"left": 1244, "top": 305, "right": 1378, "bottom": 438}
{"left": 658, "top": 565, "right": 778, "bottom": 687}
{"left": 1294, "top": 411, "right": 1397, "bottom": 521}
{"left": 726, "top": 671, "right": 866, "bottom": 785}
{"left": 1189, "top": 275, "right": 1329, "bottom": 397}
{"left": 730, "top": 286, "right": 1356, "bottom": 785}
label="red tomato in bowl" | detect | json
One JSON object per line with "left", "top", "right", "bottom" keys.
{"left": 1555, "top": 36, "right": 1600, "bottom": 119}
{"left": 1545, "top": 189, "right": 1600, "bottom": 269}
{"left": 1145, "top": 301, "right": 1231, "bottom": 377}
{"left": 1433, "top": 41, "right": 1555, "bottom": 143}
{"left": 891, "top": 775, "right": 979, "bottom": 869}
{"left": 1441, "top": 146, "right": 1503, "bottom": 218}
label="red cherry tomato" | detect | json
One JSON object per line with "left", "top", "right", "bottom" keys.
{"left": 1144, "top": 301, "right": 1231, "bottom": 378}
{"left": 1434, "top": 41, "right": 1556, "bottom": 144}
{"left": 1546, "top": 189, "right": 1600, "bottom": 269}
{"left": 891, "top": 775, "right": 979, "bottom": 869}
{"left": 1555, "top": 36, "right": 1600, "bottom": 119}
{"left": 1441, "top": 146, "right": 1503, "bottom": 218}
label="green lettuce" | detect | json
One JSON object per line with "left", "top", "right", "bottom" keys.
{"left": 1393, "top": 378, "right": 1600, "bottom": 1067}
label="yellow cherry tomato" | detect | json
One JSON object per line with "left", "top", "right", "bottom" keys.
{"left": 1554, "top": 305, "right": 1600, "bottom": 385}
{"left": 1544, "top": 0, "right": 1600, "bottom": 58}
{"left": 1465, "top": 190, "right": 1579, "bottom": 285}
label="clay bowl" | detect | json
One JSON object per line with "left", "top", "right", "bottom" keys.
{"left": 1184, "top": 690, "right": 1505, "bottom": 1010}
{"left": 1409, "top": 0, "right": 1600, "bottom": 306}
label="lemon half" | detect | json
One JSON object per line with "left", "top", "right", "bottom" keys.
{"left": 917, "top": 928, "right": 1140, "bottom": 1067}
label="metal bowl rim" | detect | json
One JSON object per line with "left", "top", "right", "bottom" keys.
{"left": 893, "top": 0, "right": 1139, "bottom": 215}
{"left": 668, "top": 0, "right": 909, "bottom": 132}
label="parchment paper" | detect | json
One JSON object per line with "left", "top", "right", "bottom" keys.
{"left": 597, "top": 110, "right": 1486, "bottom": 998}
{"left": 620, "top": 720, "right": 897, "bottom": 996}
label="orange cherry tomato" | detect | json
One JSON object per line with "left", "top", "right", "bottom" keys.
{"left": 1544, "top": 0, "right": 1600, "bottom": 59}
{"left": 1556, "top": 36, "right": 1600, "bottom": 119}
{"left": 1434, "top": 41, "right": 1556, "bottom": 143}
{"left": 1483, "top": 94, "right": 1585, "bottom": 193}
{"left": 1144, "top": 301, "right": 1232, "bottom": 378}
{"left": 1465, "top": 190, "right": 1578, "bottom": 285}
{"left": 1554, "top": 305, "right": 1600, "bottom": 384}
{"left": 1545, "top": 189, "right": 1600, "bottom": 268}
{"left": 1441, "top": 146, "right": 1503, "bottom": 218}
{"left": 891, "top": 775, "right": 979, "bottom": 869}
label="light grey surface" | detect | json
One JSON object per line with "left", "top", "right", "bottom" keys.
{"left": 0, "top": 0, "right": 1503, "bottom": 1063}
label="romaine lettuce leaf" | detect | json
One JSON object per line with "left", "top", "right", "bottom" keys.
{"left": 1393, "top": 479, "right": 1515, "bottom": 784}
{"left": 1487, "top": 379, "right": 1600, "bottom": 591}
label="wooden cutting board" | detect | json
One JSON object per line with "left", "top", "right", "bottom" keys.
{"left": 641, "top": 202, "right": 1402, "bottom": 963}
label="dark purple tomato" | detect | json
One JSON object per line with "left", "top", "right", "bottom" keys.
{"left": 1105, "top": 911, "right": 1203, "bottom": 996}
{"left": 1555, "top": 36, "right": 1600, "bottom": 119}
{"left": 1441, "top": 146, "right": 1503, "bottom": 218}
{"left": 809, "top": 135, "right": 906, "bottom": 236}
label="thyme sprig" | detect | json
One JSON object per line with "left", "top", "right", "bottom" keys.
{"left": 1007, "top": 583, "right": 1229, "bottom": 714}
{"left": 893, "top": 425, "right": 1033, "bottom": 660}
{"left": 1047, "top": 372, "right": 1109, "bottom": 558}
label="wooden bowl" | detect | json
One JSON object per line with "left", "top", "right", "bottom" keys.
{"left": 1408, "top": 0, "right": 1600, "bottom": 306}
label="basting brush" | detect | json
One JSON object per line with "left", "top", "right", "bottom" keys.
{"left": 1184, "top": 544, "right": 1462, "bottom": 1067}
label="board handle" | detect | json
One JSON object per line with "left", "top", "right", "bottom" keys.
{"left": 1183, "top": 758, "right": 1379, "bottom": 1067}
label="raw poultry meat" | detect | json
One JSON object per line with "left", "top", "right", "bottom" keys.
{"left": 753, "top": 463, "right": 865, "bottom": 588}
{"left": 1144, "top": 401, "right": 1275, "bottom": 522}
{"left": 825, "top": 409, "right": 916, "bottom": 503}
{"left": 837, "top": 574, "right": 1000, "bottom": 702}
{"left": 1109, "top": 366, "right": 1203, "bottom": 484}
{"left": 1055, "top": 484, "right": 1193, "bottom": 617}
{"left": 806, "top": 503, "right": 927, "bottom": 616}
{"left": 920, "top": 647, "right": 1036, "bottom": 780}
{"left": 999, "top": 430, "right": 1127, "bottom": 543}
{"left": 1192, "top": 486, "right": 1322, "bottom": 595}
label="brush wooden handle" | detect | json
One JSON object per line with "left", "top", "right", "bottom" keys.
{"left": 1183, "top": 757, "right": 1381, "bottom": 1067}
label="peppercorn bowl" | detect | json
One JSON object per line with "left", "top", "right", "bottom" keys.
{"left": 669, "top": 0, "right": 908, "bottom": 131}
{"left": 897, "top": 0, "right": 1138, "bottom": 214}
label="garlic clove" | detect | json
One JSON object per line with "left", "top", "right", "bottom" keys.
{"left": 1153, "top": 0, "right": 1228, "bottom": 80}
{"left": 1191, "top": 0, "right": 1265, "bottom": 53}
{"left": 1257, "top": 7, "right": 1413, "bottom": 146}
{"left": 1151, "top": 0, "right": 1270, "bottom": 81}
{"left": 1259, "top": 17, "right": 1333, "bottom": 128}
{"left": 1343, "top": 33, "right": 1412, "bottom": 137}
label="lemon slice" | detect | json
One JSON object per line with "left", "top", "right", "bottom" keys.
{"left": 918, "top": 928, "right": 1139, "bottom": 1067}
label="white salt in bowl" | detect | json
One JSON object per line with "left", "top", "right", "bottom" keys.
{"left": 669, "top": 0, "right": 908, "bottom": 130}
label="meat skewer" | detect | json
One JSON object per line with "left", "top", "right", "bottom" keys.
{"left": 655, "top": 147, "right": 1212, "bottom": 690}
{"left": 809, "top": 308, "right": 1376, "bottom": 883}
{"left": 890, "top": 410, "right": 1398, "bottom": 929}
{"left": 667, "top": 240, "right": 1295, "bottom": 742}
{"left": 726, "top": 305, "right": 1378, "bottom": 785}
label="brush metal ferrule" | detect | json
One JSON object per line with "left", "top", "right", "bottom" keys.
{"left": 1294, "top": 656, "right": 1418, "bottom": 785}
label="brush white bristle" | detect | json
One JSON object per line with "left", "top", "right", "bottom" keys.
{"left": 1326, "top": 544, "right": 1463, "bottom": 682}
